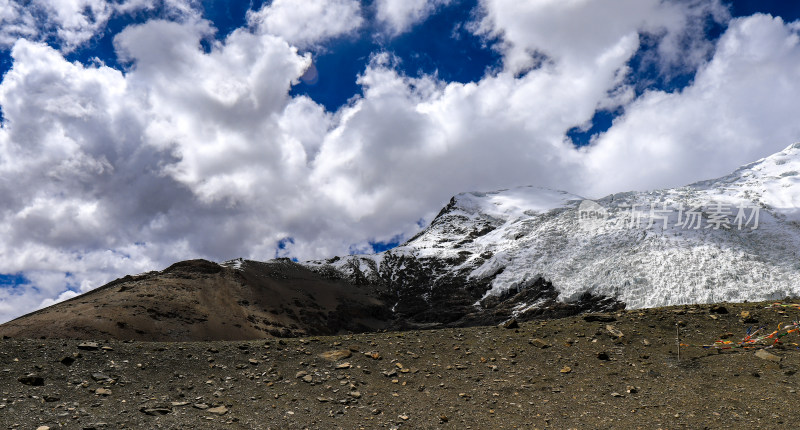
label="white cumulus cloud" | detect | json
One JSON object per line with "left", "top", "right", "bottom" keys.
{"left": 375, "top": 0, "right": 453, "bottom": 36}
{"left": 247, "top": 0, "right": 364, "bottom": 48}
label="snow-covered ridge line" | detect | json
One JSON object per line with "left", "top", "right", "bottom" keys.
{"left": 304, "top": 143, "right": 800, "bottom": 312}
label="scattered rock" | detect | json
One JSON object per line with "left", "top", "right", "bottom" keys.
{"left": 335, "top": 362, "right": 352, "bottom": 369}
{"left": 60, "top": 356, "right": 76, "bottom": 366}
{"left": 740, "top": 311, "right": 758, "bottom": 323}
{"left": 560, "top": 366, "right": 572, "bottom": 374}
{"left": 77, "top": 342, "right": 100, "bottom": 351}
{"left": 319, "top": 349, "right": 352, "bottom": 361}
{"left": 193, "top": 403, "right": 210, "bottom": 410}
{"left": 755, "top": 349, "right": 782, "bottom": 363}
{"left": 611, "top": 392, "right": 624, "bottom": 397}
{"left": 95, "top": 388, "right": 111, "bottom": 396}
{"left": 597, "top": 352, "right": 610, "bottom": 361}
{"left": 36, "top": 427, "right": 50, "bottom": 430}
{"left": 641, "top": 339, "right": 651, "bottom": 347}
{"left": 208, "top": 405, "right": 229, "bottom": 415}
{"left": 248, "top": 358, "right": 259, "bottom": 365}
{"left": 606, "top": 325, "right": 624, "bottom": 338}
{"left": 626, "top": 385, "right": 638, "bottom": 394}
{"left": 171, "top": 401, "right": 190, "bottom": 406}
{"left": 91, "top": 372, "right": 111, "bottom": 381}
{"left": 302, "top": 375, "right": 313, "bottom": 383}
{"left": 365, "top": 351, "right": 381, "bottom": 360}
{"left": 295, "top": 370, "right": 308, "bottom": 379}
{"left": 500, "top": 319, "right": 519, "bottom": 329}
{"left": 140, "top": 406, "right": 171, "bottom": 415}
{"left": 710, "top": 305, "right": 728, "bottom": 314}
{"left": 18, "top": 374, "right": 44, "bottom": 386}
{"left": 348, "top": 391, "right": 362, "bottom": 399}
{"left": 529, "top": 338, "right": 551, "bottom": 349}
{"left": 583, "top": 313, "right": 616, "bottom": 322}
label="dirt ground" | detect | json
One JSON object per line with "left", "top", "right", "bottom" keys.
{"left": 2, "top": 299, "right": 799, "bottom": 429}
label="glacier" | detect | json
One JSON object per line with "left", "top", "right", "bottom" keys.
{"left": 302, "top": 142, "right": 800, "bottom": 314}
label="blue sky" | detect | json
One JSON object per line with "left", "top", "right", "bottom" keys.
{"left": 1, "top": 0, "right": 800, "bottom": 321}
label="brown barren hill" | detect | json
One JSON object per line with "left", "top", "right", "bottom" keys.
{"left": 0, "top": 259, "right": 391, "bottom": 341}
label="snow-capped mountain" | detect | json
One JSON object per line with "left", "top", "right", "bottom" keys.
{"left": 308, "top": 142, "right": 800, "bottom": 317}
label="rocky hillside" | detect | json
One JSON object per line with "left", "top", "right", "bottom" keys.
{"left": 0, "top": 259, "right": 390, "bottom": 340}
{"left": 0, "top": 258, "right": 620, "bottom": 341}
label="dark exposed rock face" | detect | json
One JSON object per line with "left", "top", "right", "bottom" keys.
{"left": 312, "top": 252, "right": 625, "bottom": 332}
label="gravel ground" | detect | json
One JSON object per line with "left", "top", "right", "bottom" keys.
{"left": 2, "top": 300, "right": 799, "bottom": 429}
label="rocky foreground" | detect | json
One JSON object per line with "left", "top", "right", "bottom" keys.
{"left": 2, "top": 300, "right": 800, "bottom": 429}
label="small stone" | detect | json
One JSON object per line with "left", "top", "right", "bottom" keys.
{"left": 606, "top": 325, "right": 624, "bottom": 338}
{"left": 348, "top": 391, "right": 362, "bottom": 399}
{"left": 500, "top": 319, "right": 519, "bottom": 329}
{"left": 77, "top": 342, "right": 100, "bottom": 351}
{"left": 755, "top": 349, "right": 782, "bottom": 363}
{"left": 171, "top": 401, "right": 190, "bottom": 407}
{"left": 319, "top": 349, "right": 352, "bottom": 361}
{"left": 335, "top": 362, "right": 352, "bottom": 369}
{"left": 302, "top": 375, "right": 313, "bottom": 383}
{"left": 641, "top": 339, "right": 651, "bottom": 347}
{"left": 560, "top": 366, "right": 572, "bottom": 374}
{"left": 43, "top": 395, "right": 60, "bottom": 402}
{"left": 398, "top": 414, "right": 409, "bottom": 420}
{"left": 248, "top": 359, "right": 259, "bottom": 365}
{"left": 95, "top": 388, "right": 112, "bottom": 396}
{"left": 207, "top": 405, "right": 228, "bottom": 415}
{"left": 597, "top": 351, "right": 610, "bottom": 361}
{"left": 529, "top": 338, "right": 551, "bottom": 349}
{"left": 740, "top": 311, "right": 758, "bottom": 323}
{"left": 365, "top": 351, "right": 381, "bottom": 360}
{"left": 583, "top": 313, "right": 616, "bottom": 322}
{"left": 710, "top": 305, "right": 728, "bottom": 314}
{"left": 626, "top": 385, "right": 638, "bottom": 394}
{"left": 295, "top": 370, "right": 308, "bottom": 379}
{"left": 101, "top": 346, "right": 114, "bottom": 351}
{"left": 36, "top": 427, "right": 50, "bottom": 430}
{"left": 60, "top": 356, "right": 76, "bottom": 366}
{"left": 611, "top": 392, "right": 624, "bottom": 397}
{"left": 193, "top": 403, "right": 210, "bottom": 410}
{"left": 439, "top": 414, "right": 449, "bottom": 422}
{"left": 18, "top": 374, "right": 44, "bottom": 386}
{"left": 91, "top": 372, "right": 111, "bottom": 381}
{"left": 139, "top": 406, "right": 171, "bottom": 415}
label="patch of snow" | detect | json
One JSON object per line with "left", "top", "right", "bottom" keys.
{"left": 220, "top": 258, "right": 245, "bottom": 270}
